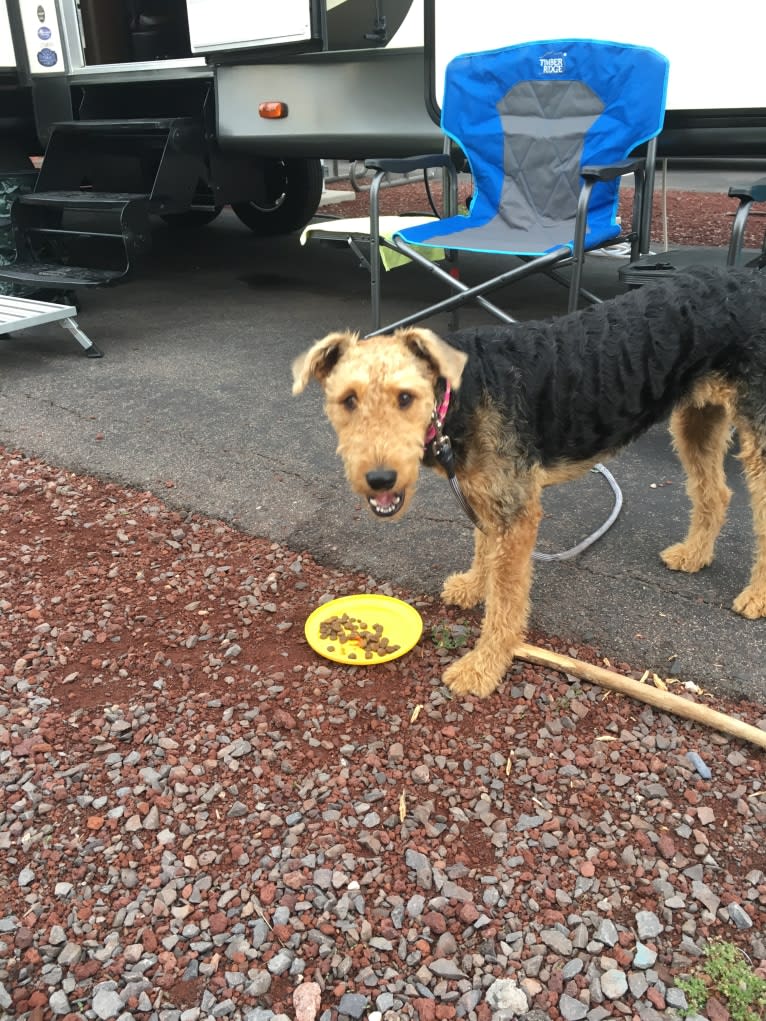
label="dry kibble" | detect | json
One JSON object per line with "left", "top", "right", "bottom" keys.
{"left": 319, "top": 613, "right": 400, "bottom": 658}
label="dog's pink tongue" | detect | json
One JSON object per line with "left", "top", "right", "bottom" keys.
{"left": 375, "top": 491, "right": 398, "bottom": 508}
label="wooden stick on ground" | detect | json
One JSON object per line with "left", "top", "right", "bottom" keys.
{"left": 516, "top": 642, "right": 766, "bottom": 751}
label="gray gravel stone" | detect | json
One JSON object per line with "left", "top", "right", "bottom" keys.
{"left": 48, "top": 924, "right": 67, "bottom": 946}
{"left": 142, "top": 805, "right": 161, "bottom": 830}
{"left": 541, "top": 928, "right": 573, "bottom": 954}
{"left": 515, "top": 813, "right": 547, "bottom": 831}
{"left": 562, "top": 959, "right": 584, "bottom": 980}
{"left": 594, "top": 919, "right": 618, "bottom": 946}
{"left": 375, "top": 992, "right": 395, "bottom": 1012}
{"left": 49, "top": 990, "right": 71, "bottom": 1015}
{"left": 572, "top": 923, "right": 589, "bottom": 949}
{"left": 692, "top": 880, "right": 721, "bottom": 915}
{"left": 600, "top": 969, "right": 628, "bottom": 999}
{"left": 486, "top": 978, "right": 528, "bottom": 1015}
{"left": 337, "top": 992, "right": 368, "bottom": 1018}
{"left": 440, "top": 881, "right": 472, "bottom": 902}
{"left": 404, "top": 850, "right": 432, "bottom": 889}
{"left": 727, "top": 902, "right": 753, "bottom": 929}
{"left": 559, "top": 993, "right": 588, "bottom": 1020}
{"left": 632, "top": 942, "right": 657, "bottom": 969}
{"left": 92, "top": 986, "right": 125, "bottom": 1019}
{"left": 635, "top": 911, "right": 662, "bottom": 939}
{"left": 628, "top": 971, "right": 649, "bottom": 998}
{"left": 667, "top": 987, "right": 689, "bottom": 1009}
{"left": 369, "top": 936, "right": 394, "bottom": 951}
{"left": 245, "top": 971, "right": 271, "bottom": 997}
{"left": 429, "top": 958, "right": 468, "bottom": 980}
{"left": 213, "top": 1000, "right": 237, "bottom": 1017}
{"left": 406, "top": 894, "right": 425, "bottom": 917}
{"left": 267, "top": 950, "right": 293, "bottom": 975}
{"left": 57, "top": 942, "right": 82, "bottom": 967}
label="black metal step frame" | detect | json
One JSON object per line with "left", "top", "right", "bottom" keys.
{"left": 0, "top": 115, "right": 206, "bottom": 289}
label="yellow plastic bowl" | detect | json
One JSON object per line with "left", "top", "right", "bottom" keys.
{"left": 304, "top": 594, "right": 423, "bottom": 665}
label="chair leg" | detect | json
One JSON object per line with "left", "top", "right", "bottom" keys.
{"left": 727, "top": 197, "right": 755, "bottom": 267}
{"left": 367, "top": 244, "right": 567, "bottom": 336}
{"left": 446, "top": 251, "right": 461, "bottom": 331}
{"left": 368, "top": 171, "right": 385, "bottom": 332}
{"left": 568, "top": 180, "right": 594, "bottom": 313}
{"left": 637, "top": 140, "right": 656, "bottom": 255}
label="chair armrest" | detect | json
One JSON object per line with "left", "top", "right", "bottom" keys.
{"left": 578, "top": 159, "right": 650, "bottom": 257}
{"left": 580, "top": 158, "right": 644, "bottom": 182}
{"left": 728, "top": 177, "right": 766, "bottom": 203}
{"left": 571, "top": 157, "right": 648, "bottom": 276}
{"left": 364, "top": 154, "right": 453, "bottom": 174}
{"left": 365, "top": 154, "right": 459, "bottom": 221}
{"left": 726, "top": 177, "right": 766, "bottom": 266}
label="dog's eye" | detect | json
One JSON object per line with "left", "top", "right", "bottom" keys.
{"left": 342, "top": 393, "right": 357, "bottom": 411}
{"left": 398, "top": 392, "right": 413, "bottom": 409}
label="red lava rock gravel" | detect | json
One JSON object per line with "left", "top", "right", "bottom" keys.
{"left": 0, "top": 444, "right": 764, "bottom": 1021}
{"left": 2, "top": 186, "right": 766, "bottom": 1021}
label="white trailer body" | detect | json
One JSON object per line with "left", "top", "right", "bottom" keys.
{"left": 0, "top": 2, "right": 14, "bottom": 67}
{"left": 428, "top": 1, "right": 766, "bottom": 159}
{"left": 431, "top": 1, "right": 764, "bottom": 113}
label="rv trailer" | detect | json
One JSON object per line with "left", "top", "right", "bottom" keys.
{"left": 0, "top": 0, "right": 437, "bottom": 290}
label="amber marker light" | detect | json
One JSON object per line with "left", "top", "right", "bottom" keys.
{"left": 258, "top": 101, "right": 288, "bottom": 119}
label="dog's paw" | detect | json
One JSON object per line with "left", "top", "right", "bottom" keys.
{"left": 442, "top": 649, "right": 504, "bottom": 698}
{"left": 660, "top": 542, "right": 713, "bottom": 574}
{"left": 441, "top": 571, "right": 484, "bottom": 609}
{"left": 732, "top": 585, "right": 766, "bottom": 619}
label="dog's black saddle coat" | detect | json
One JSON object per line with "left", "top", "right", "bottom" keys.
{"left": 441, "top": 267, "right": 766, "bottom": 468}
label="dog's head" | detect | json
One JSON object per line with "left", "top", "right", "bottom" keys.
{"left": 292, "top": 328, "right": 467, "bottom": 519}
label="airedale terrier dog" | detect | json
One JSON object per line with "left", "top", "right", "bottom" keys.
{"left": 292, "top": 267, "right": 766, "bottom": 697}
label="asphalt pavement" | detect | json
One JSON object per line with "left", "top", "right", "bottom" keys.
{"left": 1, "top": 198, "right": 764, "bottom": 703}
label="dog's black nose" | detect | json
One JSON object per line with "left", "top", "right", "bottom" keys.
{"left": 366, "top": 468, "right": 397, "bottom": 491}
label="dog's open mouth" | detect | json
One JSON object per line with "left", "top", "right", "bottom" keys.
{"left": 367, "top": 491, "right": 404, "bottom": 518}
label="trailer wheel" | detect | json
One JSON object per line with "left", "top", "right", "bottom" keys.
{"left": 231, "top": 158, "right": 323, "bottom": 236}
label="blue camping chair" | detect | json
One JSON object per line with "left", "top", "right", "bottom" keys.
{"left": 363, "top": 38, "right": 670, "bottom": 333}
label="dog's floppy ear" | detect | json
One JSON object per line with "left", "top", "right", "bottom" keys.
{"left": 397, "top": 327, "right": 468, "bottom": 390}
{"left": 292, "top": 331, "right": 358, "bottom": 394}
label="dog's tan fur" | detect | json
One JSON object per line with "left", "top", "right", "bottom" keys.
{"left": 293, "top": 326, "right": 766, "bottom": 697}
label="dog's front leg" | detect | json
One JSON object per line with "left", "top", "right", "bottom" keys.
{"left": 442, "top": 493, "right": 542, "bottom": 697}
{"left": 441, "top": 527, "right": 489, "bottom": 608}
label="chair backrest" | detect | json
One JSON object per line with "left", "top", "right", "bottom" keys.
{"left": 442, "top": 39, "right": 669, "bottom": 241}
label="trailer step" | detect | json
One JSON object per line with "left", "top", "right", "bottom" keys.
{"left": 3, "top": 113, "right": 207, "bottom": 288}
{"left": 0, "top": 262, "right": 127, "bottom": 287}
{"left": 17, "top": 191, "right": 149, "bottom": 212}
{"left": 49, "top": 117, "right": 196, "bottom": 135}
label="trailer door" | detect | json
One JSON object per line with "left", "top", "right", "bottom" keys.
{"left": 186, "top": 0, "right": 327, "bottom": 55}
